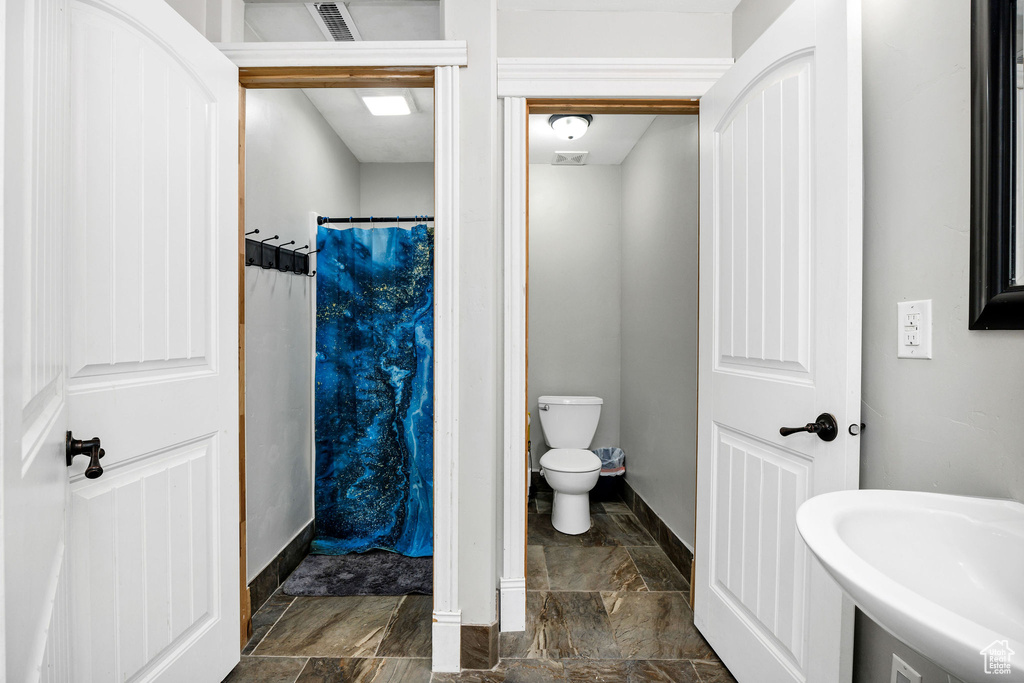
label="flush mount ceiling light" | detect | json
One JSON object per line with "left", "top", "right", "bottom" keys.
{"left": 359, "top": 89, "right": 417, "bottom": 116}
{"left": 549, "top": 114, "right": 593, "bottom": 140}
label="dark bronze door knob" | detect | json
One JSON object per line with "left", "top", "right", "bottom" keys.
{"left": 779, "top": 413, "right": 839, "bottom": 442}
{"left": 66, "top": 431, "right": 105, "bottom": 479}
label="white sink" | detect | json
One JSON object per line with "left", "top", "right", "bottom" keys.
{"left": 797, "top": 490, "right": 1024, "bottom": 682}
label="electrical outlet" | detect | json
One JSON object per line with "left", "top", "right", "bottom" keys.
{"left": 891, "top": 654, "right": 922, "bottom": 683}
{"left": 897, "top": 300, "right": 932, "bottom": 359}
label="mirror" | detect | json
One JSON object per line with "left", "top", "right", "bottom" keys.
{"left": 971, "top": 0, "right": 1024, "bottom": 328}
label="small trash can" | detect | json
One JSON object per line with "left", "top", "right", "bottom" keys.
{"left": 591, "top": 447, "right": 625, "bottom": 502}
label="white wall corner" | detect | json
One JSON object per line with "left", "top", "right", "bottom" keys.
{"left": 496, "top": 57, "right": 733, "bottom": 98}
{"left": 432, "top": 610, "right": 462, "bottom": 672}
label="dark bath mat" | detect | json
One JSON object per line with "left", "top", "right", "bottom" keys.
{"left": 282, "top": 551, "right": 432, "bottom": 597}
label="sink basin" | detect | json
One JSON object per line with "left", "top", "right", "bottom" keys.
{"left": 797, "top": 490, "right": 1024, "bottom": 682}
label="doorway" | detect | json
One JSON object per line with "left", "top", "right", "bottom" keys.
{"left": 230, "top": 63, "right": 462, "bottom": 677}
{"left": 504, "top": 101, "right": 726, "bottom": 674}
{"left": 501, "top": 98, "right": 703, "bottom": 633}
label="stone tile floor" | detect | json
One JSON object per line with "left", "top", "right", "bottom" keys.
{"left": 223, "top": 493, "right": 737, "bottom": 683}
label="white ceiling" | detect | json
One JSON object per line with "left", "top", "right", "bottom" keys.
{"left": 303, "top": 88, "right": 434, "bottom": 163}
{"left": 529, "top": 114, "right": 655, "bottom": 165}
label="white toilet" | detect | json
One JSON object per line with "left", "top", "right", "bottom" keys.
{"left": 537, "top": 395, "right": 604, "bottom": 535}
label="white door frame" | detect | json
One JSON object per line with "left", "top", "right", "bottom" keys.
{"left": 219, "top": 41, "right": 467, "bottom": 673}
{"left": 497, "top": 57, "right": 732, "bottom": 632}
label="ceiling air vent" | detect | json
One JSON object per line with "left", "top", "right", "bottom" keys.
{"left": 551, "top": 151, "right": 589, "bottom": 166}
{"left": 307, "top": 3, "right": 361, "bottom": 41}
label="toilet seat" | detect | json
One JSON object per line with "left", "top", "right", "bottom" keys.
{"left": 540, "top": 448, "right": 601, "bottom": 473}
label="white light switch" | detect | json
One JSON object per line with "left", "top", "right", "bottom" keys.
{"left": 897, "top": 300, "right": 932, "bottom": 359}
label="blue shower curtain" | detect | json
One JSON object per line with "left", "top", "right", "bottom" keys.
{"left": 312, "top": 223, "right": 433, "bottom": 557}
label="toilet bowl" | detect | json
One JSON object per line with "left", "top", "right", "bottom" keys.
{"left": 537, "top": 395, "right": 604, "bottom": 535}
{"left": 540, "top": 448, "right": 602, "bottom": 534}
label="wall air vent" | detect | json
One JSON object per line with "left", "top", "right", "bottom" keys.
{"left": 551, "top": 151, "right": 589, "bottom": 166}
{"left": 307, "top": 3, "right": 362, "bottom": 42}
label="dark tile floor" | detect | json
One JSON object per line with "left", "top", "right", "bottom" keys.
{"left": 223, "top": 492, "right": 736, "bottom": 683}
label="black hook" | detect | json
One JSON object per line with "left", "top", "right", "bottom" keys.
{"left": 276, "top": 240, "right": 295, "bottom": 272}
{"left": 259, "top": 234, "right": 280, "bottom": 268}
{"left": 245, "top": 228, "right": 259, "bottom": 236}
{"left": 301, "top": 248, "right": 317, "bottom": 278}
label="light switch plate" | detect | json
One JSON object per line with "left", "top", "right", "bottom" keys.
{"left": 890, "top": 653, "right": 922, "bottom": 683}
{"left": 897, "top": 300, "right": 932, "bottom": 359}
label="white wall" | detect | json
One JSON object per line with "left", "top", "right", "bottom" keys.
{"left": 620, "top": 116, "right": 699, "bottom": 550}
{"left": 731, "top": 0, "right": 794, "bottom": 58}
{"left": 359, "top": 162, "right": 434, "bottom": 217}
{"left": 855, "top": 1, "right": 1024, "bottom": 680}
{"left": 498, "top": 10, "right": 731, "bottom": 58}
{"left": 244, "top": 89, "right": 361, "bottom": 581}
{"left": 528, "top": 165, "right": 623, "bottom": 468}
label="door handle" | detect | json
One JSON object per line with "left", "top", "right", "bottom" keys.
{"left": 779, "top": 413, "right": 838, "bottom": 442}
{"left": 66, "top": 431, "right": 105, "bottom": 479}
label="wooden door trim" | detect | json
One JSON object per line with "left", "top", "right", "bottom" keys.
{"left": 239, "top": 66, "right": 434, "bottom": 89}
{"left": 238, "top": 85, "right": 250, "bottom": 649}
{"left": 527, "top": 98, "right": 698, "bottom": 115}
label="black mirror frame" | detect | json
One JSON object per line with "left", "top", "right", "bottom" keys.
{"left": 971, "top": 0, "right": 1024, "bottom": 329}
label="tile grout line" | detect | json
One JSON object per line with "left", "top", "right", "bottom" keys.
{"left": 622, "top": 546, "right": 650, "bottom": 593}
{"left": 373, "top": 596, "right": 406, "bottom": 658}
{"left": 289, "top": 657, "right": 310, "bottom": 683}
{"left": 247, "top": 595, "right": 297, "bottom": 656}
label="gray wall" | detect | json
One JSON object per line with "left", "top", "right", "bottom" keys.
{"left": 359, "top": 162, "right": 434, "bottom": 217}
{"left": 856, "top": 0, "right": 1024, "bottom": 679}
{"left": 528, "top": 164, "right": 622, "bottom": 468}
{"left": 244, "top": 89, "right": 361, "bottom": 581}
{"left": 620, "top": 116, "right": 700, "bottom": 550}
{"left": 498, "top": 10, "right": 731, "bottom": 58}
{"left": 731, "top": 0, "right": 795, "bottom": 58}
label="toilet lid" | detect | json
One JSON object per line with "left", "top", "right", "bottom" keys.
{"left": 540, "top": 448, "right": 601, "bottom": 473}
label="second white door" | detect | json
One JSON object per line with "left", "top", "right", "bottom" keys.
{"left": 695, "top": 0, "right": 863, "bottom": 681}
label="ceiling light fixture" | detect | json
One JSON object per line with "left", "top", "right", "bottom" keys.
{"left": 548, "top": 114, "right": 593, "bottom": 140}
{"left": 358, "top": 89, "right": 418, "bottom": 117}
{"left": 362, "top": 95, "right": 412, "bottom": 116}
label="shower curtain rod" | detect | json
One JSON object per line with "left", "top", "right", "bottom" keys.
{"left": 317, "top": 215, "right": 434, "bottom": 225}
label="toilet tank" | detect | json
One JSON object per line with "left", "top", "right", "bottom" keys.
{"left": 537, "top": 396, "right": 603, "bottom": 448}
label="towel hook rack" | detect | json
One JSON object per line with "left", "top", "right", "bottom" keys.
{"left": 243, "top": 234, "right": 315, "bottom": 276}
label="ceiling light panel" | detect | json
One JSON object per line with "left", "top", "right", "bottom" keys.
{"left": 358, "top": 89, "right": 417, "bottom": 116}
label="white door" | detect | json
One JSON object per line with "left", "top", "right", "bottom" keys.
{"left": 694, "top": 0, "right": 862, "bottom": 681}
{"left": 2, "top": 2, "right": 75, "bottom": 679}
{"left": 62, "top": 0, "right": 239, "bottom": 681}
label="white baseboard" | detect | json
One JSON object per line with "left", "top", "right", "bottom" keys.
{"left": 499, "top": 577, "right": 526, "bottom": 632}
{"left": 432, "top": 610, "right": 462, "bottom": 672}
